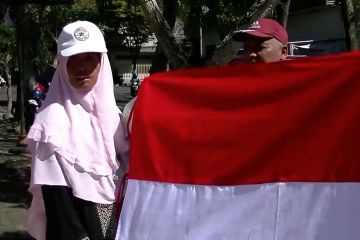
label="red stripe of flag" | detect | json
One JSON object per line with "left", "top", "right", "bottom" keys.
{"left": 129, "top": 51, "right": 360, "bottom": 185}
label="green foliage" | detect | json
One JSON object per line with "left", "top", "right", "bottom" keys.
{"left": 119, "top": 4, "right": 151, "bottom": 48}
{"left": 217, "top": 0, "right": 255, "bottom": 33}
{"left": 179, "top": 0, "right": 256, "bottom": 38}
{"left": 0, "top": 17, "right": 16, "bottom": 72}
{"left": 30, "top": 0, "right": 152, "bottom": 52}
{"left": 0, "top": 24, "right": 16, "bottom": 57}
{"left": 0, "top": 0, "right": 151, "bottom": 74}
{"left": 96, "top": 0, "right": 151, "bottom": 48}
{"left": 22, "top": 4, "right": 60, "bottom": 72}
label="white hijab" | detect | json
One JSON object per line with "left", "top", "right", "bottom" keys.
{"left": 27, "top": 53, "right": 128, "bottom": 176}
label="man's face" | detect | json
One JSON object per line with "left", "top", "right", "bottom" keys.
{"left": 243, "top": 36, "right": 287, "bottom": 63}
{"left": 67, "top": 52, "right": 101, "bottom": 92}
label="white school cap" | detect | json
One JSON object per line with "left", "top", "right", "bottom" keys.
{"left": 57, "top": 20, "right": 108, "bottom": 57}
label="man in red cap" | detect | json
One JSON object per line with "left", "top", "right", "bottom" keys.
{"left": 232, "top": 18, "right": 288, "bottom": 63}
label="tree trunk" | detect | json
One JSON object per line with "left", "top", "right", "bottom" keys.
{"left": 4, "top": 65, "right": 12, "bottom": 119}
{"left": 139, "top": 0, "right": 187, "bottom": 69}
{"left": 16, "top": 6, "right": 36, "bottom": 135}
{"left": 342, "top": 0, "right": 359, "bottom": 50}
{"left": 185, "top": 0, "right": 202, "bottom": 66}
{"left": 151, "top": 47, "right": 168, "bottom": 74}
{"left": 208, "top": 0, "right": 281, "bottom": 66}
{"left": 17, "top": 31, "right": 26, "bottom": 135}
{"left": 151, "top": 0, "right": 179, "bottom": 73}
{"left": 141, "top": 0, "right": 283, "bottom": 68}
{"left": 351, "top": 0, "right": 360, "bottom": 47}
{"left": 205, "top": 0, "right": 224, "bottom": 39}
{"left": 131, "top": 46, "right": 141, "bottom": 72}
{"left": 274, "top": 0, "right": 292, "bottom": 27}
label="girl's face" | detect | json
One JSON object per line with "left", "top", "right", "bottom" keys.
{"left": 67, "top": 52, "right": 101, "bottom": 92}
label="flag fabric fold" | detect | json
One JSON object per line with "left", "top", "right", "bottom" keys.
{"left": 116, "top": 51, "right": 360, "bottom": 240}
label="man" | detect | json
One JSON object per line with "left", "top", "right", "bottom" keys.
{"left": 232, "top": 18, "right": 288, "bottom": 63}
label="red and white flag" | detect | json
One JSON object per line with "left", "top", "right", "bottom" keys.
{"left": 116, "top": 51, "right": 360, "bottom": 240}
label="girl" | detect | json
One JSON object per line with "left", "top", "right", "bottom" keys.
{"left": 26, "top": 21, "right": 128, "bottom": 240}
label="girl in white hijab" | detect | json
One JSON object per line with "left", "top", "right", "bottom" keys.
{"left": 26, "top": 21, "right": 129, "bottom": 240}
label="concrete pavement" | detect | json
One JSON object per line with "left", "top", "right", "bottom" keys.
{"left": 0, "top": 110, "right": 31, "bottom": 240}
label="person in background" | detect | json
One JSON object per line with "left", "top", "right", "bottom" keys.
{"left": 26, "top": 20, "right": 129, "bottom": 240}
{"left": 231, "top": 18, "right": 288, "bottom": 64}
{"left": 112, "top": 67, "right": 122, "bottom": 86}
{"left": 26, "top": 65, "right": 56, "bottom": 133}
{"left": 0, "top": 74, "right": 6, "bottom": 87}
{"left": 130, "top": 71, "right": 141, "bottom": 97}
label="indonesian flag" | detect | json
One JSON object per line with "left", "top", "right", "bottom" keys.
{"left": 116, "top": 51, "right": 360, "bottom": 240}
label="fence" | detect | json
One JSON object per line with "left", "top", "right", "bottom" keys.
{"left": 118, "top": 64, "right": 152, "bottom": 86}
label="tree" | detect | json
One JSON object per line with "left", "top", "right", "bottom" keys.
{"left": 119, "top": 10, "right": 151, "bottom": 71}
{"left": 139, "top": 0, "right": 188, "bottom": 69}
{"left": 277, "top": 0, "right": 291, "bottom": 27}
{"left": 0, "top": 19, "right": 16, "bottom": 119}
{"left": 341, "top": 0, "right": 359, "bottom": 50}
{"left": 3, "top": 0, "right": 151, "bottom": 133}
{"left": 151, "top": 0, "right": 179, "bottom": 73}
{"left": 140, "top": 0, "right": 284, "bottom": 69}
{"left": 95, "top": 0, "right": 152, "bottom": 72}
{"left": 5, "top": 1, "right": 93, "bottom": 134}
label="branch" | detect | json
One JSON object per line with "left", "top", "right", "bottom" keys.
{"left": 139, "top": 0, "right": 188, "bottom": 69}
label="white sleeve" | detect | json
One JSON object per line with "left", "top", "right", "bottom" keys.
{"left": 123, "top": 97, "right": 136, "bottom": 134}
{"left": 30, "top": 142, "right": 68, "bottom": 188}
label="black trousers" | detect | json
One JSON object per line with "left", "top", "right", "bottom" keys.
{"left": 41, "top": 185, "right": 103, "bottom": 240}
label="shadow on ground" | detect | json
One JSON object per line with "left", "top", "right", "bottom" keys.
{"left": 0, "top": 231, "right": 34, "bottom": 240}
{"left": 0, "top": 117, "right": 31, "bottom": 209}
{"left": 0, "top": 160, "right": 31, "bottom": 209}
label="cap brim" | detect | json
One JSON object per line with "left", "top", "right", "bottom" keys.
{"left": 232, "top": 30, "right": 272, "bottom": 42}
{"left": 60, "top": 45, "right": 107, "bottom": 57}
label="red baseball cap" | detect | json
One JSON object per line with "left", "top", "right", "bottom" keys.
{"left": 232, "top": 18, "right": 288, "bottom": 45}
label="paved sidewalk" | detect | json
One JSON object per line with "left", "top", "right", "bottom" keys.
{"left": 0, "top": 108, "right": 31, "bottom": 240}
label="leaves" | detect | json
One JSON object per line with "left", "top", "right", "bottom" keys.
{"left": 0, "top": 0, "right": 152, "bottom": 74}
{"left": 96, "top": 0, "right": 151, "bottom": 48}
{"left": 0, "top": 21, "right": 16, "bottom": 70}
